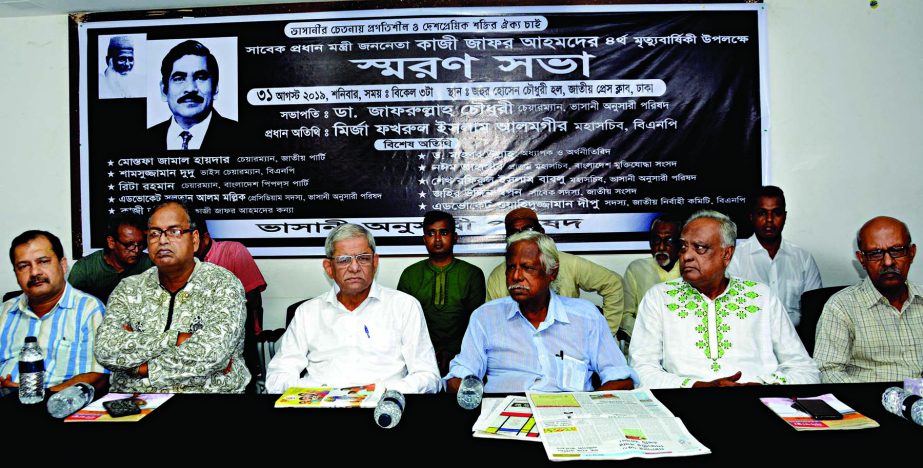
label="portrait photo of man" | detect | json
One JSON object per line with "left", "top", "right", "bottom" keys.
{"left": 98, "top": 34, "right": 146, "bottom": 99}
{"left": 144, "top": 38, "right": 238, "bottom": 152}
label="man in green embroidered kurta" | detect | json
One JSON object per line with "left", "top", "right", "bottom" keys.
{"left": 629, "top": 210, "right": 818, "bottom": 389}
{"left": 95, "top": 202, "right": 249, "bottom": 393}
{"left": 398, "top": 211, "right": 485, "bottom": 376}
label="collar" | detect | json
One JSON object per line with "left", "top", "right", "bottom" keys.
{"left": 324, "top": 280, "right": 382, "bottom": 310}
{"left": 143, "top": 258, "right": 202, "bottom": 290}
{"left": 744, "top": 234, "right": 790, "bottom": 258}
{"left": 425, "top": 258, "right": 457, "bottom": 273}
{"left": 856, "top": 276, "right": 923, "bottom": 310}
{"left": 505, "top": 290, "right": 571, "bottom": 326}
{"left": 15, "top": 283, "right": 75, "bottom": 320}
{"left": 166, "top": 111, "right": 213, "bottom": 150}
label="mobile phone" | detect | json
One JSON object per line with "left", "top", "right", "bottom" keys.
{"left": 103, "top": 398, "right": 142, "bottom": 418}
{"left": 791, "top": 398, "right": 843, "bottom": 420}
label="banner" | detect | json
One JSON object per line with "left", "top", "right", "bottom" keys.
{"left": 77, "top": 4, "right": 767, "bottom": 256}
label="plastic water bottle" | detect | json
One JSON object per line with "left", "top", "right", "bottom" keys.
{"left": 18, "top": 336, "right": 45, "bottom": 405}
{"left": 47, "top": 382, "right": 95, "bottom": 419}
{"left": 881, "top": 387, "right": 923, "bottom": 425}
{"left": 374, "top": 390, "right": 405, "bottom": 429}
{"left": 457, "top": 375, "right": 484, "bottom": 410}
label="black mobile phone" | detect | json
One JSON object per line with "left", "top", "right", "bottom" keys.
{"left": 791, "top": 398, "right": 843, "bottom": 420}
{"left": 103, "top": 398, "right": 142, "bottom": 418}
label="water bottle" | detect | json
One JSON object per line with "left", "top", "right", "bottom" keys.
{"left": 457, "top": 375, "right": 484, "bottom": 410}
{"left": 18, "top": 336, "right": 45, "bottom": 405}
{"left": 881, "top": 387, "right": 923, "bottom": 425}
{"left": 373, "top": 389, "right": 405, "bottom": 429}
{"left": 47, "top": 382, "right": 95, "bottom": 419}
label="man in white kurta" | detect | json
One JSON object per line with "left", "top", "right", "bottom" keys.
{"left": 629, "top": 210, "right": 819, "bottom": 389}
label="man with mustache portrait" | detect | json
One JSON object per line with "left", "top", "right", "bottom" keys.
{"left": 446, "top": 230, "right": 637, "bottom": 394}
{"left": 145, "top": 39, "right": 237, "bottom": 152}
{"left": 0, "top": 230, "right": 108, "bottom": 393}
{"left": 622, "top": 214, "right": 682, "bottom": 338}
{"left": 815, "top": 216, "right": 923, "bottom": 383}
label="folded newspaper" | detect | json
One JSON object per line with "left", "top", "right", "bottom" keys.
{"left": 472, "top": 395, "right": 542, "bottom": 442}
{"left": 527, "top": 389, "right": 710, "bottom": 461}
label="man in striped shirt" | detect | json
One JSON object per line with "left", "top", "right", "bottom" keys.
{"left": 0, "top": 230, "right": 108, "bottom": 393}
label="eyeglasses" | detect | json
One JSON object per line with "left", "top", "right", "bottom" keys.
{"left": 859, "top": 245, "right": 911, "bottom": 262}
{"left": 329, "top": 253, "right": 374, "bottom": 267}
{"left": 116, "top": 239, "right": 145, "bottom": 252}
{"left": 147, "top": 228, "right": 194, "bottom": 241}
{"left": 650, "top": 236, "right": 677, "bottom": 247}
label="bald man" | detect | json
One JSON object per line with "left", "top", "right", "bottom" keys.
{"left": 815, "top": 216, "right": 923, "bottom": 383}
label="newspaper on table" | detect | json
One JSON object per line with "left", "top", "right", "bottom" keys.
{"left": 472, "top": 395, "right": 541, "bottom": 441}
{"left": 760, "top": 393, "right": 879, "bottom": 430}
{"left": 527, "top": 389, "right": 710, "bottom": 461}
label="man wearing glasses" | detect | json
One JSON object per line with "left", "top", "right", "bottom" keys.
{"left": 265, "top": 224, "right": 440, "bottom": 394}
{"left": 815, "top": 216, "right": 923, "bottom": 383}
{"left": 728, "top": 186, "right": 822, "bottom": 327}
{"left": 622, "top": 215, "right": 683, "bottom": 338}
{"left": 68, "top": 213, "right": 154, "bottom": 303}
{"left": 95, "top": 201, "right": 249, "bottom": 393}
{"left": 630, "top": 210, "right": 818, "bottom": 388}
{"left": 485, "top": 208, "right": 626, "bottom": 338}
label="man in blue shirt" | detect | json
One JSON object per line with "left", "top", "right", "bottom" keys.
{"left": 446, "top": 230, "right": 637, "bottom": 393}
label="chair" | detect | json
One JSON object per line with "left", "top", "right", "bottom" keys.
{"left": 286, "top": 298, "right": 311, "bottom": 327}
{"left": 798, "top": 286, "right": 847, "bottom": 356}
{"left": 254, "top": 328, "right": 286, "bottom": 394}
{"left": 2, "top": 290, "right": 20, "bottom": 302}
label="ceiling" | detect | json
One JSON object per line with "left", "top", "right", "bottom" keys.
{"left": 0, "top": 0, "right": 320, "bottom": 17}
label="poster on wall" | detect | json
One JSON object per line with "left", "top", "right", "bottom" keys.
{"left": 76, "top": 3, "right": 768, "bottom": 256}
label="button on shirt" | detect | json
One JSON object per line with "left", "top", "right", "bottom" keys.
{"left": 265, "top": 282, "right": 440, "bottom": 394}
{"left": 727, "top": 235, "right": 822, "bottom": 327}
{"left": 629, "top": 278, "right": 819, "bottom": 388}
{"left": 815, "top": 277, "right": 923, "bottom": 383}
{"left": 447, "top": 292, "right": 638, "bottom": 393}
{"left": 165, "top": 112, "right": 212, "bottom": 150}
{"left": 0, "top": 283, "right": 107, "bottom": 388}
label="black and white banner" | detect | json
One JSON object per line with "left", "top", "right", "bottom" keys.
{"left": 77, "top": 4, "right": 768, "bottom": 256}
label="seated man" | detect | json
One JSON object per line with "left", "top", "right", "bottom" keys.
{"left": 486, "top": 208, "right": 625, "bottom": 337}
{"left": 68, "top": 212, "right": 154, "bottom": 303}
{"left": 815, "top": 216, "right": 923, "bottom": 383}
{"left": 630, "top": 210, "right": 818, "bottom": 388}
{"left": 622, "top": 214, "right": 682, "bottom": 337}
{"left": 447, "top": 231, "right": 637, "bottom": 393}
{"left": 95, "top": 201, "right": 249, "bottom": 393}
{"left": 0, "top": 230, "right": 108, "bottom": 392}
{"left": 398, "top": 210, "right": 485, "bottom": 376}
{"left": 195, "top": 216, "right": 267, "bottom": 390}
{"left": 266, "top": 224, "right": 440, "bottom": 394}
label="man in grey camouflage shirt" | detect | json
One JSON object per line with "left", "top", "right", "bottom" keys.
{"left": 95, "top": 201, "right": 249, "bottom": 392}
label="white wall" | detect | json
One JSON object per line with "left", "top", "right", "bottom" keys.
{"left": 1, "top": 0, "right": 921, "bottom": 329}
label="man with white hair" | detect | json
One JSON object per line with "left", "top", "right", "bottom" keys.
{"left": 446, "top": 230, "right": 637, "bottom": 393}
{"left": 99, "top": 36, "right": 142, "bottom": 99}
{"left": 629, "top": 210, "right": 818, "bottom": 388}
{"left": 266, "top": 223, "right": 440, "bottom": 394}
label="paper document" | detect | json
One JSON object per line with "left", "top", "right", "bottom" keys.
{"left": 761, "top": 393, "right": 879, "bottom": 430}
{"left": 527, "top": 389, "right": 710, "bottom": 461}
{"left": 274, "top": 384, "right": 383, "bottom": 408}
{"left": 472, "top": 395, "right": 541, "bottom": 441}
